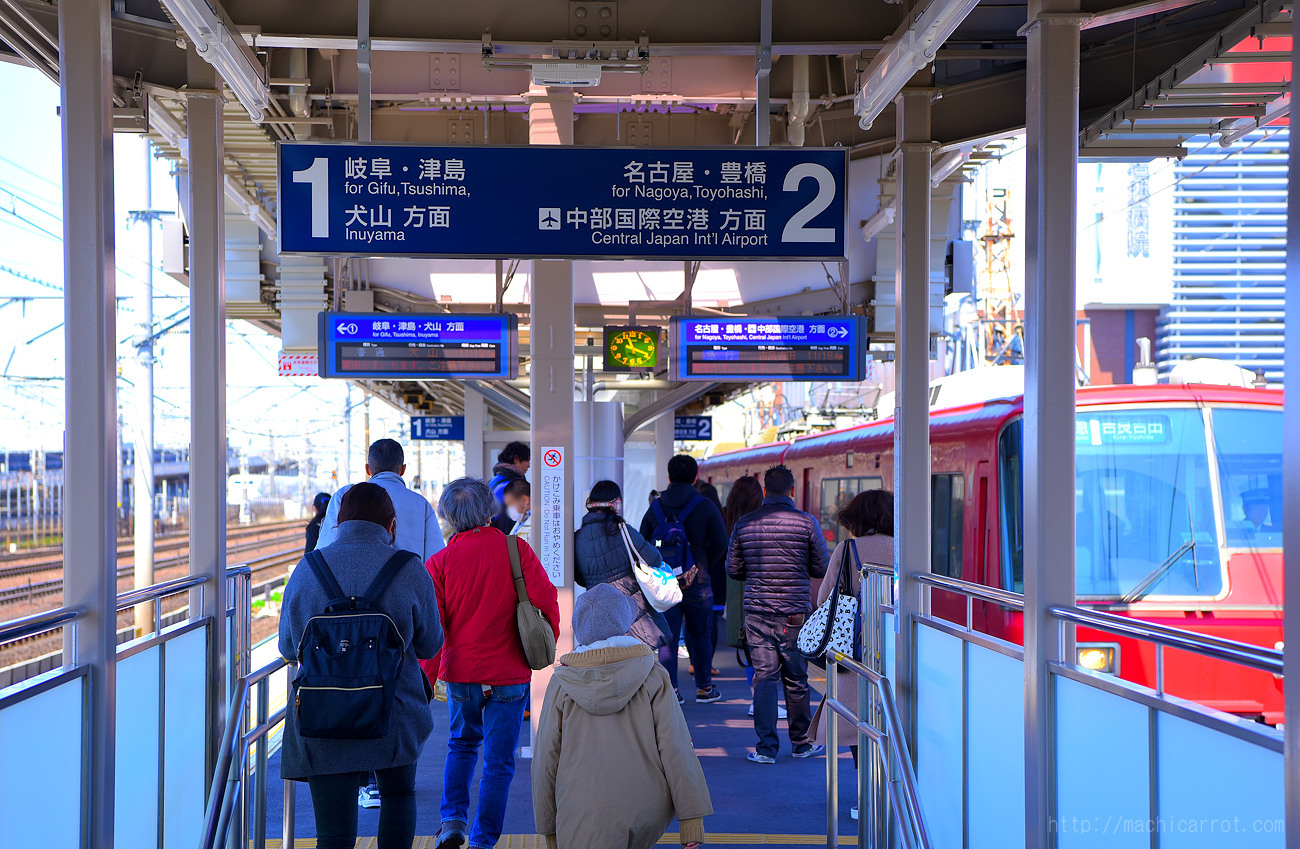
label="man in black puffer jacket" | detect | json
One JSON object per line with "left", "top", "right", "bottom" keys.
{"left": 726, "top": 464, "right": 831, "bottom": 763}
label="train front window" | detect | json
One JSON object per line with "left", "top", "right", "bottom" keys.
{"left": 1075, "top": 408, "right": 1220, "bottom": 599}
{"left": 1212, "top": 408, "right": 1283, "bottom": 549}
{"left": 999, "top": 409, "right": 1223, "bottom": 599}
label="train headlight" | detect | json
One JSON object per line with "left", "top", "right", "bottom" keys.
{"left": 1076, "top": 644, "right": 1118, "bottom": 675}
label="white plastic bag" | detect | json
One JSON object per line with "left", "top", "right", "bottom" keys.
{"left": 621, "top": 523, "right": 682, "bottom": 612}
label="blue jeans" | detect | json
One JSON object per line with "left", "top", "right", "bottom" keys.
{"left": 661, "top": 582, "right": 714, "bottom": 691}
{"left": 441, "top": 682, "right": 529, "bottom": 848}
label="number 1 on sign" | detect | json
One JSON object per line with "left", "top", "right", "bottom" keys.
{"left": 292, "top": 157, "right": 329, "bottom": 238}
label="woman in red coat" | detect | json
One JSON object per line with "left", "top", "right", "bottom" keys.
{"left": 421, "top": 477, "right": 560, "bottom": 849}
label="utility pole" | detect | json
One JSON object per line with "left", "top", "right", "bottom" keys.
{"left": 127, "top": 144, "right": 164, "bottom": 635}
{"left": 343, "top": 383, "right": 353, "bottom": 482}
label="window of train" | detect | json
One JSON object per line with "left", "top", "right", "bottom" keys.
{"left": 819, "top": 476, "right": 885, "bottom": 541}
{"left": 1002, "top": 410, "right": 1225, "bottom": 599}
{"left": 1211, "top": 407, "right": 1283, "bottom": 549}
{"left": 931, "top": 473, "right": 964, "bottom": 578}
{"left": 713, "top": 480, "right": 733, "bottom": 505}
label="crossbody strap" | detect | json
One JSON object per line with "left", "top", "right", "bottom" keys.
{"left": 362, "top": 549, "right": 416, "bottom": 602}
{"left": 506, "top": 534, "right": 530, "bottom": 606}
{"left": 305, "top": 550, "right": 346, "bottom": 600}
{"left": 841, "top": 538, "right": 862, "bottom": 595}
{"left": 619, "top": 523, "right": 641, "bottom": 568}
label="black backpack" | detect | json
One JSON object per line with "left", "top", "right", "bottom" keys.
{"left": 649, "top": 494, "right": 703, "bottom": 580}
{"left": 292, "top": 549, "right": 413, "bottom": 740}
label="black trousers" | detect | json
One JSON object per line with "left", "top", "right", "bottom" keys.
{"left": 306, "top": 763, "right": 418, "bottom": 849}
{"left": 745, "top": 612, "right": 814, "bottom": 757}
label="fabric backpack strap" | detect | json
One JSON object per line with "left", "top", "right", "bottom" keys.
{"left": 650, "top": 497, "right": 669, "bottom": 525}
{"left": 676, "top": 493, "right": 705, "bottom": 522}
{"left": 305, "top": 550, "right": 346, "bottom": 600}
{"left": 506, "top": 534, "right": 530, "bottom": 606}
{"left": 362, "top": 550, "right": 415, "bottom": 602}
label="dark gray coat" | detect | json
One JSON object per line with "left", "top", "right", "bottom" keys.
{"left": 278, "top": 520, "right": 444, "bottom": 780}
{"left": 574, "top": 512, "right": 671, "bottom": 649}
{"left": 726, "top": 495, "right": 831, "bottom": 616}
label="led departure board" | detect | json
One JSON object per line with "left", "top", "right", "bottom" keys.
{"left": 317, "top": 312, "right": 519, "bottom": 380}
{"left": 670, "top": 315, "right": 866, "bottom": 382}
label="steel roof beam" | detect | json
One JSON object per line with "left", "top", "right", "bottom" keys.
{"left": 1123, "top": 105, "right": 1266, "bottom": 119}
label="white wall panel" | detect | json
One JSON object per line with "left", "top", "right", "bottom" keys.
{"left": 0, "top": 676, "right": 83, "bottom": 848}
{"left": 966, "top": 644, "right": 1025, "bottom": 849}
{"left": 916, "top": 623, "right": 964, "bottom": 849}
{"left": 116, "top": 647, "right": 162, "bottom": 848}
{"left": 1055, "top": 674, "right": 1149, "bottom": 849}
{"left": 163, "top": 626, "right": 209, "bottom": 849}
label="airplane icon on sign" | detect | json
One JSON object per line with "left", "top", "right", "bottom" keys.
{"left": 538, "top": 208, "right": 561, "bottom": 230}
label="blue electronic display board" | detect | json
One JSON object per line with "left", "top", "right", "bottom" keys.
{"left": 317, "top": 312, "right": 518, "bottom": 380}
{"left": 671, "top": 315, "right": 867, "bottom": 382}
{"left": 411, "top": 416, "right": 466, "bottom": 440}
{"left": 279, "top": 143, "right": 847, "bottom": 261}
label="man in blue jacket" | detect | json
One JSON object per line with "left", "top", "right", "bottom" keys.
{"left": 726, "top": 464, "right": 830, "bottom": 763}
{"left": 640, "top": 454, "right": 728, "bottom": 704}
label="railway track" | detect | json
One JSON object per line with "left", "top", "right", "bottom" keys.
{"left": 0, "top": 521, "right": 301, "bottom": 583}
{"left": 0, "top": 530, "right": 303, "bottom": 605}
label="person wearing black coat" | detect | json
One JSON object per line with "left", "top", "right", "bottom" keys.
{"left": 726, "top": 464, "right": 831, "bottom": 763}
{"left": 639, "top": 454, "right": 728, "bottom": 703}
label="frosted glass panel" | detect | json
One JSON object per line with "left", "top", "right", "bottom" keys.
{"left": 916, "top": 623, "right": 963, "bottom": 849}
{"left": 0, "top": 676, "right": 83, "bottom": 849}
{"left": 1055, "top": 675, "right": 1149, "bottom": 849}
{"left": 883, "top": 612, "right": 896, "bottom": 682}
{"left": 163, "top": 626, "right": 209, "bottom": 849}
{"left": 116, "top": 647, "right": 161, "bottom": 848}
{"left": 966, "top": 644, "right": 1024, "bottom": 849}
{"left": 1156, "top": 712, "right": 1284, "bottom": 849}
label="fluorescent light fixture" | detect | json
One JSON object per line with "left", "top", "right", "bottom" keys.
{"left": 860, "top": 204, "right": 896, "bottom": 242}
{"left": 1219, "top": 92, "right": 1290, "bottom": 147}
{"left": 855, "top": 0, "right": 981, "bottom": 130}
{"left": 224, "top": 175, "right": 276, "bottom": 238}
{"left": 157, "top": 0, "right": 268, "bottom": 122}
{"left": 147, "top": 95, "right": 188, "bottom": 158}
{"left": 930, "top": 150, "right": 968, "bottom": 187}
{"left": 530, "top": 61, "right": 603, "bottom": 87}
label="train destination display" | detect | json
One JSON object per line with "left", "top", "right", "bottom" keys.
{"left": 317, "top": 312, "right": 519, "bottom": 380}
{"left": 671, "top": 315, "right": 866, "bottom": 382}
{"left": 279, "top": 143, "right": 847, "bottom": 261}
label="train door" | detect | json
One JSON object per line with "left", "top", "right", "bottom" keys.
{"left": 972, "top": 460, "right": 991, "bottom": 632}
{"left": 929, "top": 472, "right": 966, "bottom": 626}
{"left": 801, "top": 468, "right": 812, "bottom": 513}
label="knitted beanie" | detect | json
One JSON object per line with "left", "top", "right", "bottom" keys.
{"left": 571, "top": 583, "right": 636, "bottom": 645}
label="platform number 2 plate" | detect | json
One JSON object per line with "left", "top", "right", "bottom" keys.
{"left": 782, "top": 163, "right": 836, "bottom": 243}
{"left": 293, "top": 157, "right": 330, "bottom": 238}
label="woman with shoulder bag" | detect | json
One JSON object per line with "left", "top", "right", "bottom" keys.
{"left": 810, "top": 489, "right": 894, "bottom": 810}
{"left": 574, "top": 480, "right": 674, "bottom": 655}
{"left": 278, "top": 482, "right": 444, "bottom": 849}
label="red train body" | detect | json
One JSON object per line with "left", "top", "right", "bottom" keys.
{"left": 700, "top": 383, "right": 1285, "bottom": 723}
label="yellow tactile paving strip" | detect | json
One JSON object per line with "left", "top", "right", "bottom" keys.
{"left": 256, "top": 835, "right": 857, "bottom": 847}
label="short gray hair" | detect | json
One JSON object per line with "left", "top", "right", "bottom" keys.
{"left": 438, "top": 477, "right": 497, "bottom": 533}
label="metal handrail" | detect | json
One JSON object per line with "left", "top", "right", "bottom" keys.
{"left": 114, "top": 575, "right": 208, "bottom": 610}
{"left": 198, "top": 655, "right": 290, "bottom": 849}
{"left": 914, "top": 571, "right": 1025, "bottom": 610}
{"left": 0, "top": 605, "right": 85, "bottom": 644}
{"left": 1049, "top": 603, "right": 1283, "bottom": 676}
{"left": 828, "top": 649, "right": 933, "bottom": 849}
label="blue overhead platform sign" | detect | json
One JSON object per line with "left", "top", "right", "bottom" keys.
{"left": 278, "top": 143, "right": 847, "bottom": 260}
{"left": 671, "top": 315, "right": 867, "bottom": 382}
{"left": 411, "top": 416, "right": 465, "bottom": 440}
{"left": 317, "top": 312, "right": 519, "bottom": 380}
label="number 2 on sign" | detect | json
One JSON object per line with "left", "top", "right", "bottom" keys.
{"left": 293, "top": 157, "right": 329, "bottom": 238}
{"left": 781, "top": 162, "right": 835, "bottom": 243}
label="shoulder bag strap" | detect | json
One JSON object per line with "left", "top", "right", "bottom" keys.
{"left": 842, "top": 538, "right": 862, "bottom": 595}
{"left": 362, "top": 550, "right": 415, "bottom": 602}
{"left": 811, "top": 560, "right": 844, "bottom": 659}
{"left": 506, "top": 534, "right": 530, "bottom": 606}
{"left": 618, "top": 523, "right": 640, "bottom": 567}
{"left": 305, "top": 550, "right": 347, "bottom": 600}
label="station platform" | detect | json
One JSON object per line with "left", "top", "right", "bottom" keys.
{"left": 263, "top": 652, "right": 857, "bottom": 848}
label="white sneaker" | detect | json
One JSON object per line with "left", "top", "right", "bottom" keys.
{"left": 358, "top": 784, "right": 381, "bottom": 809}
{"left": 746, "top": 702, "right": 789, "bottom": 719}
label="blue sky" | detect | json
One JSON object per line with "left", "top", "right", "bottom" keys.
{"left": 0, "top": 62, "right": 438, "bottom": 487}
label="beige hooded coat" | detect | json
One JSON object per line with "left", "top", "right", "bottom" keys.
{"left": 532, "top": 637, "right": 713, "bottom": 849}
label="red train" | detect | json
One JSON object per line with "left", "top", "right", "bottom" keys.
{"left": 700, "top": 382, "right": 1285, "bottom": 723}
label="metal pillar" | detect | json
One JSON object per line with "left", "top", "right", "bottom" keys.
{"left": 186, "top": 49, "right": 229, "bottom": 774}
{"left": 527, "top": 88, "right": 576, "bottom": 738}
{"left": 892, "top": 86, "right": 934, "bottom": 748}
{"left": 755, "top": 0, "right": 772, "bottom": 146}
{"left": 653, "top": 393, "right": 675, "bottom": 489}
{"left": 357, "top": 0, "right": 371, "bottom": 142}
{"left": 1282, "top": 17, "right": 1300, "bottom": 844}
{"left": 58, "top": 1, "right": 117, "bottom": 844}
{"left": 1022, "top": 3, "right": 1083, "bottom": 845}
{"left": 463, "top": 389, "right": 486, "bottom": 478}
{"left": 132, "top": 144, "right": 157, "bottom": 636}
